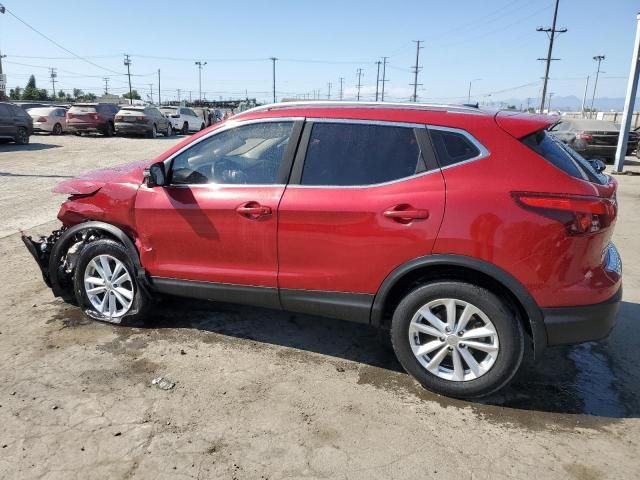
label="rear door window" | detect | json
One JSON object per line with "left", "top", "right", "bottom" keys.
{"left": 300, "top": 123, "right": 424, "bottom": 186}
{"left": 429, "top": 128, "right": 482, "bottom": 167}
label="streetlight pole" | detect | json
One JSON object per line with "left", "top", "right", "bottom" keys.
{"left": 0, "top": 4, "right": 5, "bottom": 100}
{"left": 467, "top": 78, "right": 481, "bottom": 103}
{"left": 590, "top": 55, "right": 605, "bottom": 118}
{"left": 195, "top": 61, "right": 207, "bottom": 103}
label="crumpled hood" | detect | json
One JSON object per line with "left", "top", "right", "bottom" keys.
{"left": 53, "top": 159, "right": 152, "bottom": 195}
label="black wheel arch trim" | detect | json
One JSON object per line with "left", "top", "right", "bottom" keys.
{"left": 48, "top": 221, "right": 146, "bottom": 297}
{"left": 370, "top": 253, "right": 547, "bottom": 356}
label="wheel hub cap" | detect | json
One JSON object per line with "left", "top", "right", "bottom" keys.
{"left": 408, "top": 298, "right": 500, "bottom": 382}
{"left": 84, "top": 254, "right": 134, "bottom": 320}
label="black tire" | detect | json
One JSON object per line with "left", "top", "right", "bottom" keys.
{"left": 103, "top": 122, "right": 114, "bottom": 137}
{"left": 164, "top": 124, "right": 173, "bottom": 137}
{"left": 147, "top": 124, "right": 157, "bottom": 138}
{"left": 390, "top": 281, "right": 524, "bottom": 399}
{"left": 181, "top": 122, "right": 188, "bottom": 135}
{"left": 52, "top": 123, "right": 63, "bottom": 135}
{"left": 73, "top": 131, "right": 82, "bottom": 136}
{"left": 15, "top": 127, "right": 30, "bottom": 145}
{"left": 200, "top": 123, "right": 205, "bottom": 131}
{"left": 73, "top": 239, "right": 150, "bottom": 325}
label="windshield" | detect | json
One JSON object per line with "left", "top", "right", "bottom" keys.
{"left": 69, "top": 105, "right": 96, "bottom": 113}
{"left": 522, "top": 130, "right": 607, "bottom": 185}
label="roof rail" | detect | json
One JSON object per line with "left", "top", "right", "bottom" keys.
{"left": 235, "top": 100, "right": 487, "bottom": 117}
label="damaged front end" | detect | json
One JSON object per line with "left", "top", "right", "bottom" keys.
{"left": 22, "top": 227, "right": 106, "bottom": 302}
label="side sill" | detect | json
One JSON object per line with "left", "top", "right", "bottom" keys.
{"left": 150, "top": 277, "right": 281, "bottom": 310}
{"left": 280, "top": 289, "right": 373, "bottom": 324}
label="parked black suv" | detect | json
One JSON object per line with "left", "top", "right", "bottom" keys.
{"left": 0, "top": 101, "right": 34, "bottom": 145}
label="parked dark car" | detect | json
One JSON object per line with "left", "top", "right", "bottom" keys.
{"left": 549, "top": 118, "right": 638, "bottom": 162}
{"left": 115, "top": 106, "right": 173, "bottom": 138}
{"left": 0, "top": 101, "right": 34, "bottom": 144}
{"left": 66, "top": 103, "right": 119, "bottom": 136}
{"left": 23, "top": 102, "right": 622, "bottom": 399}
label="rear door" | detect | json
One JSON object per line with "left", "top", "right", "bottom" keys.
{"left": 0, "top": 104, "right": 15, "bottom": 137}
{"left": 277, "top": 119, "right": 446, "bottom": 322}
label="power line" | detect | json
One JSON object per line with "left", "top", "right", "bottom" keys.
{"left": 2, "top": 6, "right": 124, "bottom": 75}
{"left": 537, "top": 0, "right": 567, "bottom": 112}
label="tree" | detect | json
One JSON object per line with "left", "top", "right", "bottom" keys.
{"left": 57, "top": 90, "right": 66, "bottom": 99}
{"left": 22, "top": 74, "right": 47, "bottom": 100}
{"left": 122, "top": 89, "right": 141, "bottom": 100}
{"left": 73, "top": 88, "right": 83, "bottom": 99}
{"left": 9, "top": 87, "right": 22, "bottom": 100}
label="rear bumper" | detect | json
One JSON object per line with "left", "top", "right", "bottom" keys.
{"left": 68, "top": 124, "right": 103, "bottom": 132}
{"left": 542, "top": 286, "right": 622, "bottom": 346}
{"left": 575, "top": 144, "right": 635, "bottom": 158}
{"left": 115, "top": 123, "right": 150, "bottom": 134}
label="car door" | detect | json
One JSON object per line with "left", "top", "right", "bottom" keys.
{"left": 187, "top": 109, "right": 199, "bottom": 131}
{"left": 277, "top": 119, "right": 446, "bottom": 322}
{"left": 0, "top": 104, "right": 14, "bottom": 137}
{"left": 134, "top": 118, "right": 303, "bottom": 307}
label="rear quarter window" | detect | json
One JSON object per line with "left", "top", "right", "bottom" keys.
{"left": 429, "top": 128, "right": 482, "bottom": 167}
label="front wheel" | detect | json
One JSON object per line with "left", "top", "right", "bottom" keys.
{"left": 73, "top": 239, "right": 150, "bottom": 325}
{"left": 181, "top": 122, "right": 188, "bottom": 135}
{"left": 103, "top": 122, "right": 114, "bottom": 137}
{"left": 52, "top": 123, "right": 63, "bottom": 135}
{"left": 390, "top": 281, "right": 524, "bottom": 399}
{"left": 164, "top": 124, "right": 173, "bottom": 137}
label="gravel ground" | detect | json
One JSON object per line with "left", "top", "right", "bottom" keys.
{"left": 0, "top": 133, "right": 639, "bottom": 479}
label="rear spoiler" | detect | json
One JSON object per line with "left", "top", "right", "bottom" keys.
{"left": 494, "top": 111, "right": 559, "bottom": 139}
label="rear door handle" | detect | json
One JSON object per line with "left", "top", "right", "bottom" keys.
{"left": 236, "top": 202, "right": 272, "bottom": 219}
{"left": 383, "top": 205, "right": 429, "bottom": 223}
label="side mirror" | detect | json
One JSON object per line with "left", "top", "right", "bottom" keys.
{"left": 144, "top": 162, "right": 167, "bottom": 187}
{"left": 589, "top": 158, "right": 606, "bottom": 173}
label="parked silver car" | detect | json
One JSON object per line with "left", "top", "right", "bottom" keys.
{"left": 115, "top": 106, "right": 173, "bottom": 138}
{"left": 26, "top": 107, "right": 67, "bottom": 135}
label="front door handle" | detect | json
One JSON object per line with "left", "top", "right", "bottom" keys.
{"left": 236, "top": 202, "right": 272, "bottom": 219}
{"left": 383, "top": 205, "right": 429, "bottom": 223}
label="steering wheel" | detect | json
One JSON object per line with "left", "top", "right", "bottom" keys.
{"left": 212, "top": 158, "right": 248, "bottom": 184}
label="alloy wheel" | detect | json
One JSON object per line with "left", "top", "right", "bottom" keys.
{"left": 83, "top": 254, "right": 134, "bottom": 319}
{"left": 408, "top": 298, "right": 499, "bottom": 382}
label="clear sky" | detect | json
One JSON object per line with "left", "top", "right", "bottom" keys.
{"left": 0, "top": 0, "right": 638, "bottom": 105}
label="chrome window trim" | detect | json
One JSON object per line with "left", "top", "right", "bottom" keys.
{"left": 428, "top": 125, "right": 490, "bottom": 171}
{"left": 287, "top": 169, "right": 440, "bottom": 189}
{"left": 310, "top": 118, "right": 426, "bottom": 129}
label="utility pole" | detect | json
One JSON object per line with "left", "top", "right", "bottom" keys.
{"left": 590, "top": 55, "right": 605, "bottom": 117}
{"left": 467, "top": 78, "right": 481, "bottom": 103}
{"left": 177, "top": 89, "right": 181, "bottom": 103}
{"left": 157, "top": 69, "right": 161, "bottom": 106}
{"left": 0, "top": 5, "right": 5, "bottom": 100}
{"left": 410, "top": 41, "right": 423, "bottom": 102}
{"left": 124, "top": 54, "right": 133, "bottom": 104}
{"left": 375, "top": 60, "right": 381, "bottom": 101}
{"left": 380, "top": 56, "right": 388, "bottom": 102}
{"left": 356, "top": 68, "right": 363, "bottom": 101}
{"left": 614, "top": 13, "right": 640, "bottom": 173}
{"left": 269, "top": 57, "right": 277, "bottom": 103}
{"left": 49, "top": 67, "right": 57, "bottom": 98}
{"left": 148, "top": 83, "right": 154, "bottom": 104}
{"left": 103, "top": 77, "right": 109, "bottom": 95}
{"left": 195, "top": 61, "right": 207, "bottom": 103}
{"left": 536, "top": 0, "right": 566, "bottom": 113}
{"left": 327, "top": 81, "right": 332, "bottom": 100}
{"left": 338, "top": 77, "right": 344, "bottom": 100}
{"left": 581, "top": 75, "right": 590, "bottom": 117}
{"left": 547, "top": 92, "right": 554, "bottom": 111}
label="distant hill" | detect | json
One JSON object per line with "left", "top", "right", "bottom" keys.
{"left": 484, "top": 96, "right": 640, "bottom": 112}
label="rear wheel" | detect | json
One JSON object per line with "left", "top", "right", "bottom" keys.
{"left": 200, "top": 122, "right": 205, "bottom": 131}
{"left": 164, "top": 123, "right": 173, "bottom": 137}
{"left": 390, "top": 281, "right": 524, "bottom": 399}
{"left": 73, "top": 239, "right": 150, "bottom": 325}
{"left": 147, "top": 124, "right": 157, "bottom": 138}
{"left": 15, "top": 127, "right": 29, "bottom": 145}
{"left": 52, "top": 123, "right": 63, "bottom": 135}
{"left": 181, "top": 122, "right": 188, "bottom": 135}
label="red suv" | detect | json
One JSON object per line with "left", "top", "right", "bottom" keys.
{"left": 23, "top": 102, "right": 622, "bottom": 398}
{"left": 66, "top": 103, "right": 119, "bottom": 137}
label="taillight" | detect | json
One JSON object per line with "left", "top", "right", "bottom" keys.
{"left": 67, "top": 113, "right": 74, "bottom": 119}
{"left": 136, "top": 116, "right": 145, "bottom": 121}
{"left": 171, "top": 114, "right": 180, "bottom": 118}
{"left": 577, "top": 132, "right": 593, "bottom": 141}
{"left": 512, "top": 192, "right": 616, "bottom": 235}
{"left": 90, "top": 113, "right": 99, "bottom": 120}
{"left": 37, "top": 116, "right": 47, "bottom": 122}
